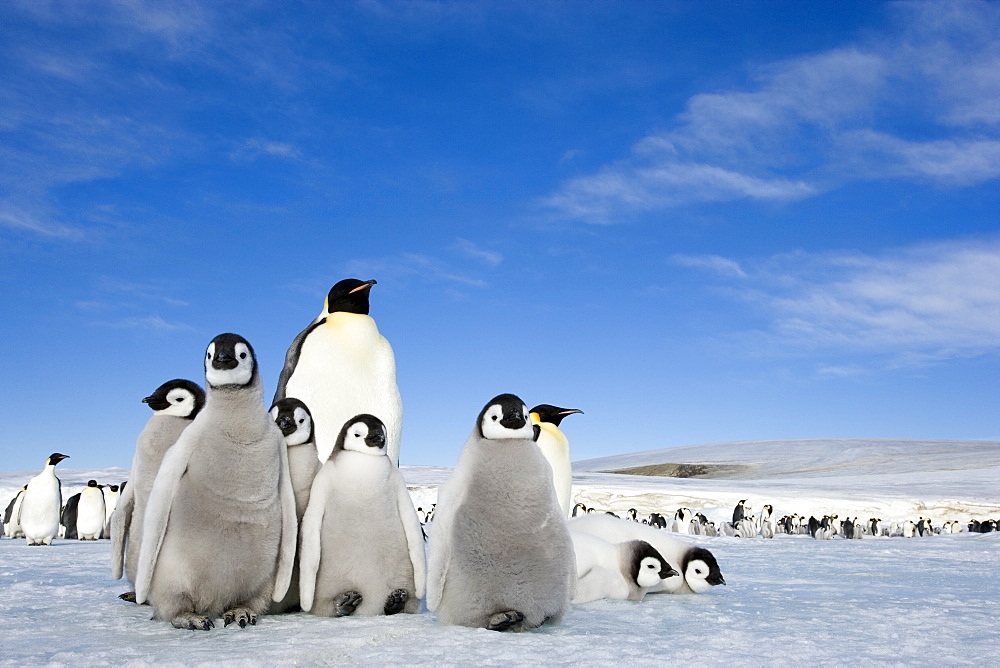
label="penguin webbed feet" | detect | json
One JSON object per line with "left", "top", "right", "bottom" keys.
{"left": 118, "top": 591, "right": 137, "bottom": 603}
{"left": 334, "top": 591, "right": 363, "bottom": 617}
{"left": 487, "top": 610, "right": 525, "bottom": 632}
{"left": 171, "top": 613, "right": 215, "bottom": 631}
{"left": 383, "top": 589, "right": 409, "bottom": 615}
{"left": 223, "top": 608, "right": 257, "bottom": 628}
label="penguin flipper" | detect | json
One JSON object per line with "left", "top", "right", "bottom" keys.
{"left": 134, "top": 430, "right": 195, "bottom": 604}
{"left": 272, "top": 433, "right": 298, "bottom": 602}
{"left": 272, "top": 320, "right": 322, "bottom": 407}
{"left": 393, "top": 469, "right": 426, "bottom": 599}
{"left": 110, "top": 483, "right": 135, "bottom": 580}
{"left": 297, "top": 467, "right": 330, "bottom": 612}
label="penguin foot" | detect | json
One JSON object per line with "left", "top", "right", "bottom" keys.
{"left": 171, "top": 613, "right": 215, "bottom": 630}
{"left": 383, "top": 589, "right": 409, "bottom": 615}
{"left": 487, "top": 610, "right": 525, "bottom": 632}
{"left": 223, "top": 608, "right": 257, "bottom": 628}
{"left": 118, "top": 591, "right": 137, "bottom": 603}
{"left": 334, "top": 591, "right": 362, "bottom": 617}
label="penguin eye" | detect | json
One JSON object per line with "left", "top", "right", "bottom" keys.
{"left": 491, "top": 415, "right": 498, "bottom": 421}
{"left": 239, "top": 352, "right": 247, "bottom": 359}
{"left": 298, "top": 419, "right": 305, "bottom": 424}
{"left": 174, "top": 397, "right": 183, "bottom": 402}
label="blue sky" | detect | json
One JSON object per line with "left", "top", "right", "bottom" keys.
{"left": 2, "top": 1, "right": 998, "bottom": 472}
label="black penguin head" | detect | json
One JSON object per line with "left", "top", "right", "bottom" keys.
{"left": 629, "top": 540, "right": 678, "bottom": 587}
{"left": 683, "top": 546, "right": 725, "bottom": 591}
{"left": 47, "top": 453, "right": 69, "bottom": 466}
{"left": 325, "top": 278, "right": 377, "bottom": 315}
{"left": 110, "top": 485, "right": 119, "bottom": 492}
{"left": 529, "top": 404, "right": 583, "bottom": 428}
{"left": 87, "top": 480, "right": 98, "bottom": 487}
{"left": 332, "top": 414, "right": 387, "bottom": 457}
{"left": 204, "top": 333, "right": 258, "bottom": 389}
{"left": 477, "top": 393, "right": 535, "bottom": 441}
{"left": 143, "top": 379, "right": 206, "bottom": 419}
{"left": 270, "top": 397, "right": 314, "bottom": 445}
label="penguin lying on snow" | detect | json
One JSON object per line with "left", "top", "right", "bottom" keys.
{"left": 135, "top": 334, "right": 296, "bottom": 631}
{"left": 299, "top": 414, "right": 425, "bottom": 617}
{"left": 273, "top": 278, "right": 403, "bottom": 465}
{"left": 568, "top": 514, "right": 725, "bottom": 593}
{"left": 111, "top": 379, "right": 205, "bottom": 600}
{"left": 18, "top": 453, "right": 69, "bottom": 545}
{"left": 427, "top": 394, "right": 576, "bottom": 631}
{"left": 570, "top": 532, "right": 677, "bottom": 604}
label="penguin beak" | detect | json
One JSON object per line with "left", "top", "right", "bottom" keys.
{"left": 559, "top": 409, "right": 584, "bottom": 416}
{"left": 142, "top": 395, "right": 170, "bottom": 411}
{"left": 350, "top": 279, "right": 377, "bottom": 294}
{"left": 708, "top": 574, "right": 726, "bottom": 586}
{"left": 366, "top": 429, "right": 386, "bottom": 449}
{"left": 213, "top": 348, "right": 238, "bottom": 370}
{"left": 276, "top": 415, "right": 296, "bottom": 436}
{"left": 499, "top": 407, "right": 526, "bottom": 430}
{"left": 662, "top": 566, "right": 680, "bottom": 579}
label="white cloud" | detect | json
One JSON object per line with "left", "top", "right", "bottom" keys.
{"left": 544, "top": 1, "right": 1000, "bottom": 223}
{"left": 453, "top": 238, "right": 502, "bottom": 267}
{"left": 231, "top": 139, "right": 304, "bottom": 163}
{"left": 98, "top": 315, "right": 193, "bottom": 331}
{"left": 678, "top": 238, "right": 1000, "bottom": 366}
{"left": 670, "top": 254, "right": 747, "bottom": 279}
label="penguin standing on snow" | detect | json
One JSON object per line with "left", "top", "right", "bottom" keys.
{"left": 76, "top": 480, "right": 106, "bottom": 540}
{"left": 111, "top": 379, "right": 205, "bottom": 599}
{"left": 102, "top": 484, "right": 119, "bottom": 539}
{"left": 268, "top": 397, "right": 320, "bottom": 614}
{"left": 427, "top": 394, "right": 576, "bottom": 632}
{"left": 4, "top": 487, "right": 27, "bottom": 538}
{"left": 570, "top": 532, "right": 677, "bottom": 604}
{"left": 569, "top": 513, "right": 725, "bottom": 594}
{"left": 529, "top": 404, "right": 583, "bottom": 518}
{"left": 18, "top": 453, "right": 69, "bottom": 545}
{"left": 273, "top": 279, "right": 402, "bottom": 465}
{"left": 60, "top": 492, "right": 81, "bottom": 539}
{"left": 135, "top": 334, "right": 297, "bottom": 630}
{"left": 299, "top": 414, "right": 425, "bottom": 617}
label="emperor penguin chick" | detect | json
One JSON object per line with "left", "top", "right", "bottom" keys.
{"left": 111, "top": 379, "right": 205, "bottom": 595}
{"left": 273, "top": 278, "right": 403, "bottom": 465}
{"left": 427, "top": 394, "right": 576, "bottom": 632}
{"left": 18, "top": 453, "right": 69, "bottom": 545}
{"left": 570, "top": 532, "right": 678, "bottom": 604}
{"left": 299, "top": 414, "right": 425, "bottom": 617}
{"left": 529, "top": 404, "right": 583, "bottom": 518}
{"left": 135, "top": 334, "right": 297, "bottom": 631}
{"left": 268, "top": 397, "right": 320, "bottom": 614}
{"left": 569, "top": 514, "right": 725, "bottom": 594}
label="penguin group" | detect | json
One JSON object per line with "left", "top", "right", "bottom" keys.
{"left": 90, "top": 277, "right": 727, "bottom": 633}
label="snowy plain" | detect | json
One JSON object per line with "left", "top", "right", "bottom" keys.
{"left": 2, "top": 438, "right": 999, "bottom": 666}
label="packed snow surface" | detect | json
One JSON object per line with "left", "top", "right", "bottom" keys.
{"left": 2, "top": 439, "right": 999, "bottom": 665}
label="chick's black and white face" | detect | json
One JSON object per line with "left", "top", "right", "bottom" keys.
{"left": 636, "top": 556, "right": 665, "bottom": 588}
{"left": 479, "top": 397, "right": 534, "bottom": 441}
{"left": 342, "top": 418, "right": 387, "bottom": 455}
{"left": 204, "top": 336, "right": 255, "bottom": 388}
{"left": 271, "top": 405, "right": 312, "bottom": 446}
{"left": 159, "top": 387, "right": 198, "bottom": 417}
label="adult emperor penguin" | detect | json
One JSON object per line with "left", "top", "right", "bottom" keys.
{"left": 134, "top": 333, "right": 297, "bottom": 630}
{"left": 111, "top": 379, "right": 205, "bottom": 598}
{"left": 18, "top": 453, "right": 69, "bottom": 545}
{"left": 76, "top": 480, "right": 106, "bottom": 540}
{"left": 529, "top": 404, "right": 583, "bottom": 518}
{"left": 299, "top": 414, "right": 425, "bottom": 617}
{"left": 61, "top": 491, "right": 81, "bottom": 539}
{"left": 273, "top": 278, "right": 402, "bottom": 466}
{"left": 4, "top": 487, "right": 27, "bottom": 538}
{"left": 568, "top": 513, "right": 725, "bottom": 594}
{"left": 570, "top": 532, "right": 677, "bottom": 604}
{"left": 268, "top": 397, "right": 320, "bottom": 614}
{"left": 427, "top": 394, "right": 576, "bottom": 631}
{"left": 102, "top": 484, "right": 119, "bottom": 539}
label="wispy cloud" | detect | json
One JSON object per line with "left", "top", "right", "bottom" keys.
{"left": 97, "top": 315, "right": 194, "bottom": 331}
{"left": 677, "top": 238, "right": 1000, "bottom": 368}
{"left": 545, "top": 1, "right": 1000, "bottom": 222}
{"left": 230, "top": 139, "right": 304, "bottom": 163}
{"left": 453, "top": 238, "right": 502, "bottom": 267}
{"left": 671, "top": 254, "right": 747, "bottom": 279}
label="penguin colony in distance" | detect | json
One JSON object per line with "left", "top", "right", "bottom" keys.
{"left": 134, "top": 333, "right": 297, "bottom": 630}
{"left": 427, "top": 394, "right": 577, "bottom": 632}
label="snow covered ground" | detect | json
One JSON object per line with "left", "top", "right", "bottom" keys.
{"left": 2, "top": 439, "right": 999, "bottom": 665}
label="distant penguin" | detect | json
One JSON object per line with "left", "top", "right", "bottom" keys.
{"left": 568, "top": 513, "right": 725, "bottom": 594}
{"left": 4, "top": 487, "right": 27, "bottom": 538}
{"left": 18, "top": 453, "right": 69, "bottom": 545}
{"left": 134, "top": 334, "right": 297, "bottom": 630}
{"left": 111, "top": 379, "right": 205, "bottom": 596}
{"left": 673, "top": 508, "right": 693, "bottom": 534}
{"left": 273, "top": 278, "right": 403, "bottom": 465}
{"left": 76, "top": 480, "right": 106, "bottom": 540}
{"left": 427, "top": 394, "right": 576, "bottom": 631}
{"left": 570, "top": 532, "right": 677, "bottom": 604}
{"left": 572, "top": 503, "right": 588, "bottom": 517}
{"left": 732, "top": 500, "right": 748, "bottom": 525}
{"left": 759, "top": 505, "right": 775, "bottom": 539}
{"left": 61, "top": 492, "right": 81, "bottom": 540}
{"left": 529, "top": 404, "right": 583, "bottom": 518}
{"left": 299, "top": 414, "right": 425, "bottom": 617}
{"left": 102, "top": 484, "right": 119, "bottom": 539}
